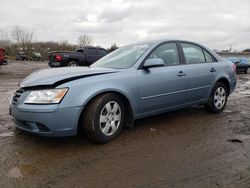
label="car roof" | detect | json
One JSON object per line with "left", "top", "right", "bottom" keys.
{"left": 77, "top": 47, "right": 108, "bottom": 51}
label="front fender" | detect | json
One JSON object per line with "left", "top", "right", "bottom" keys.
{"left": 57, "top": 70, "right": 138, "bottom": 116}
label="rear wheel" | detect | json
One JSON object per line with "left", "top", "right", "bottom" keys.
{"left": 207, "top": 82, "right": 228, "bottom": 114}
{"left": 68, "top": 61, "right": 79, "bottom": 67}
{"left": 82, "top": 93, "right": 125, "bottom": 143}
{"left": 244, "top": 68, "right": 249, "bottom": 74}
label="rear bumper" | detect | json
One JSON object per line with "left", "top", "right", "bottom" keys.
{"left": 10, "top": 104, "right": 83, "bottom": 137}
{"left": 48, "top": 61, "right": 62, "bottom": 67}
{"left": 0, "top": 60, "right": 5, "bottom": 65}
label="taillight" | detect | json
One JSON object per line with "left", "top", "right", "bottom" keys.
{"left": 232, "top": 63, "right": 236, "bottom": 73}
{"left": 55, "top": 55, "right": 62, "bottom": 62}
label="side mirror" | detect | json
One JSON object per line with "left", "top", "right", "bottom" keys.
{"left": 143, "top": 58, "right": 164, "bottom": 68}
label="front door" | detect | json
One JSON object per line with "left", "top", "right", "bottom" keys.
{"left": 137, "top": 42, "right": 189, "bottom": 114}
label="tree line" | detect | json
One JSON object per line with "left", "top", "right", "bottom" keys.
{"left": 0, "top": 26, "right": 118, "bottom": 60}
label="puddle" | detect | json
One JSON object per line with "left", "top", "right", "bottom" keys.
{"left": 238, "top": 90, "right": 250, "bottom": 95}
{"left": 20, "top": 164, "right": 36, "bottom": 176}
{"left": 223, "top": 110, "right": 232, "bottom": 113}
{"left": 0, "top": 132, "right": 14, "bottom": 137}
{"left": 7, "top": 167, "right": 23, "bottom": 179}
{"left": 239, "top": 135, "right": 250, "bottom": 140}
{"left": 228, "top": 135, "right": 250, "bottom": 143}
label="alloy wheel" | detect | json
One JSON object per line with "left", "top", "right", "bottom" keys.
{"left": 214, "top": 87, "right": 226, "bottom": 109}
{"left": 99, "top": 101, "right": 121, "bottom": 136}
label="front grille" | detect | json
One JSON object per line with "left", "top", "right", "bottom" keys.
{"left": 12, "top": 88, "right": 24, "bottom": 105}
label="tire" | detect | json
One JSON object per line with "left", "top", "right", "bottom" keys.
{"left": 207, "top": 82, "right": 228, "bottom": 114}
{"left": 82, "top": 93, "right": 125, "bottom": 143}
{"left": 244, "top": 68, "right": 248, "bottom": 74}
{"left": 68, "top": 61, "right": 79, "bottom": 67}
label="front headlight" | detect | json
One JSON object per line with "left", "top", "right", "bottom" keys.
{"left": 24, "top": 88, "right": 68, "bottom": 104}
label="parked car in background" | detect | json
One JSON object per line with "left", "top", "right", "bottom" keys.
{"left": 16, "top": 51, "right": 28, "bottom": 61}
{"left": 0, "top": 48, "right": 7, "bottom": 66}
{"left": 227, "top": 57, "right": 249, "bottom": 74}
{"left": 48, "top": 47, "right": 108, "bottom": 67}
{"left": 30, "top": 52, "right": 42, "bottom": 61}
{"left": 10, "top": 40, "right": 237, "bottom": 143}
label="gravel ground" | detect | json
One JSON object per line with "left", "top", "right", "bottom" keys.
{"left": 0, "top": 61, "right": 250, "bottom": 188}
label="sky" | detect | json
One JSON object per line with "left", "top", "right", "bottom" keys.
{"left": 0, "top": 0, "right": 249, "bottom": 50}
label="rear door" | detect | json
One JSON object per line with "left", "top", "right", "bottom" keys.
{"left": 137, "top": 42, "right": 189, "bottom": 114}
{"left": 179, "top": 42, "right": 218, "bottom": 102}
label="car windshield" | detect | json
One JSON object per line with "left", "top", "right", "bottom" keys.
{"left": 91, "top": 43, "right": 153, "bottom": 69}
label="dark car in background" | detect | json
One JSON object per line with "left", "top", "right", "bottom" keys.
{"left": 227, "top": 57, "right": 250, "bottom": 74}
{"left": 48, "top": 47, "right": 108, "bottom": 67}
{"left": 0, "top": 48, "right": 7, "bottom": 66}
{"left": 16, "top": 51, "right": 28, "bottom": 61}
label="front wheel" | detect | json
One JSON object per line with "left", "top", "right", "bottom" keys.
{"left": 82, "top": 93, "right": 125, "bottom": 143}
{"left": 206, "top": 82, "right": 228, "bottom": 114}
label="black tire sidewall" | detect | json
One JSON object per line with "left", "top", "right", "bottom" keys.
{"left": 245, "top": 68, "right": 248, "bottom": 74}
{"left": 208, "top": 82, "right": 228, "bottom": 113}
{"left": 84, "top": 94, "right": 125, "bottom": 143}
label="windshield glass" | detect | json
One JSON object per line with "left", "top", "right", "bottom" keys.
{"left": 91, "top": 43, "right": 152, "bottom": 69}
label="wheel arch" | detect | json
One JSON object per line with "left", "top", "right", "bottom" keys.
{"left": 68, "top": 59, "right": 80, "bottom": 65}
{"left": 77, "top": 90, "right": 134, "bottom": 134}
{"left": 215, "top": 77, "right": 230, "bottom": 95}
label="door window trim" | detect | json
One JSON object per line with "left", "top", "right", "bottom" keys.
{"left": 138, "top": 41, "right": 183, "bottom": 69}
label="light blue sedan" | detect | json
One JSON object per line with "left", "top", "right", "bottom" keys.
{"left": 10, "top": 40, "right": 237, "bottom": 143}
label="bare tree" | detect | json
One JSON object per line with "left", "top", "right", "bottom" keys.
{"left": 78, "top": 34, "right": 93, "bottom": 47}
{"left": 107, "top": 43, "right": 118, "bottom": 52}
{"left": 11, "top": 26, "right": 33, "bottom": 56}
{"left": 0, "top": 31, "right": 11, "bottom": 48}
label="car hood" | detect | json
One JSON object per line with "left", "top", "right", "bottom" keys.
{"left": 20, "top": 67, "right": 118, "bottom": 88}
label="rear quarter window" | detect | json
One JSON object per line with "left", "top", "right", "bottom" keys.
{"left": 203, "top": 50, "right": 216, "bottom": 63}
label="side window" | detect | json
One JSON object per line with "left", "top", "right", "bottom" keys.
{"left": 148, "top": 43, "right": 180, "bottom": 66}
{"left": 203, "top": 50, "right": 214, "bottom": 63}
{"left": 99, "top": 49, "right": 108, "bottom": 56}
{"left": 87, "top": 48, "right": 98, "bottom": 55}
{"left": 181, "top": 43, "right": 205, "bottom": 64}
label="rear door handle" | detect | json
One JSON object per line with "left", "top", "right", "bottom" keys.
{"left": 177, "top": 71, "right": 186, "bottom": 77}
{"left": 210, "top": 68, "right": 216, "bottom": 73}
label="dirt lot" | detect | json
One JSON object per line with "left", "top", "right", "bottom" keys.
{"left": 0, "top": 61, "right": 250, "bottom": 188}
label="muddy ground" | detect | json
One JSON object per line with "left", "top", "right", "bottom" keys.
{"left": 0, "top": 61, "right": 250, "bottom": 188}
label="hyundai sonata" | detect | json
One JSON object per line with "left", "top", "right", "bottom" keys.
{"left": 10, "top": 40, "right": 237, "bottom": 143}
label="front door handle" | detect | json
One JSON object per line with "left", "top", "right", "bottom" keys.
{"left": 210, "top": 67, "right": 216, "bottom": 73}
{"left": 177, "top": 71, "right": 186, "bottom": 77}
